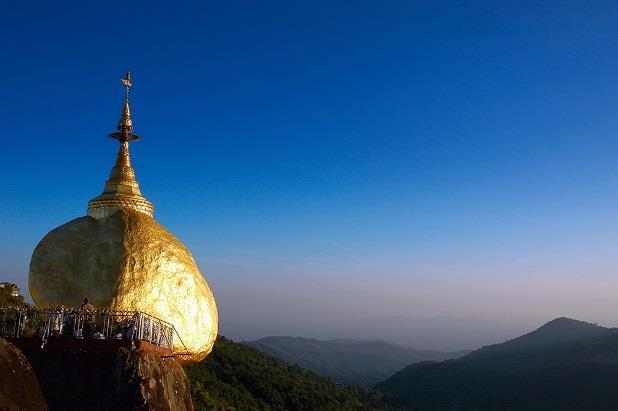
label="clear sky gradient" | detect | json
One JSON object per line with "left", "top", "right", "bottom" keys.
{"left": 1, "top": 1, "right": 617, "bottom": 349}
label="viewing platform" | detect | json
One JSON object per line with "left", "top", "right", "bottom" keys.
{"left": 0, "top": 307, "right": 184, "bottom": 358}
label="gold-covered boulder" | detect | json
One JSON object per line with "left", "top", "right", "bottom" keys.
{"left": 29, "top": 209, "right": 218, "bottom": 362}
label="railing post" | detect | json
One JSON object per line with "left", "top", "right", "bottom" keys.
{"left": 74, "top": 309, "right": 78, "bottom": 337}
{"left": 138, "top": 312, "right": 143, "bottom": 341}
{"left": 148, "top": 317, "right": 152, "bottom": 342}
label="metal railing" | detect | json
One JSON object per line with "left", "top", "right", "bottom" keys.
{"left": 0, "top": 307, "right": 174, "bottom": 351}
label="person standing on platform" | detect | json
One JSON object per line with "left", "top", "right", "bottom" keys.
{"left": 50, "top": 305, "right": 63, "bottom": 336}
{"left": 80, "top": 297, "right": 95, "bottom": 337}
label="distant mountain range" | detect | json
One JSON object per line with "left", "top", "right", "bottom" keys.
{"left": 376, "top": 317, "right": 618, "bottom": 410}
{"left": 244, "top": 336, "right": 469, "bottom": 387}
{"left": 223, "top": 315, "right": 527, "bottom": 352}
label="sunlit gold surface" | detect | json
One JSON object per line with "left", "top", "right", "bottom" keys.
{"left": 29, "top": 209, "right": 218, "bottom": 362}
{"left": 87, "top": 141, "right": 154, "bottom": 218}
{"left": 28, "top": 72, "right": 218, "bottom": 362}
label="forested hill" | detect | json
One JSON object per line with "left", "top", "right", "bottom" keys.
{"left": 245, "top": 336, "right": 468, "bottom": 387}
{"left": 185, "top": 336, "right": 403, "bottom": 410}
{"left": 376, "top": 318, "right": 618, "bottom": 410}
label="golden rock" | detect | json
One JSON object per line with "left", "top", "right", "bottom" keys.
{"left": 28, "top": 72, "right": 218, "bottom": 362}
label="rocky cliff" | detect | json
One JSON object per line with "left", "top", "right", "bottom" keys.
{"left": 8, "top": 338, "right": 193, "bottom": 411}
{"left": 0, "top": 337, "right": 47, "bottom": 410}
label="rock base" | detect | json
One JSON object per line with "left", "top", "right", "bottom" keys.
{"left": 10, "top": 338, "right": 193, "bottom": 411}
{"left": 0, "top": 337, "right": 47, "bottom": 411}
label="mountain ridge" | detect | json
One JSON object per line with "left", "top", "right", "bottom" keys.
{"left": 244, "top": 336, "right": 468, "bottom": 387}
{"left": 376, "top": 317, "right": 618, "bottom": 410}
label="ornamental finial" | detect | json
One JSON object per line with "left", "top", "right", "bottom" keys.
{"left": 111, "top": 71, "right": 139, "bottom": 142}
{"left": 121, "top": 71, "right": 132, "bottom": 89}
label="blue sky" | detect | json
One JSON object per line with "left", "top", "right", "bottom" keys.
{"left": 1, "top": 1, "right": 617, "bottom": 347}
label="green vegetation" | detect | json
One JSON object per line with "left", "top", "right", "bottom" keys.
{"left": 376, "top": 318, "right": 618, "bottom": 410}
{"left": 185, "top": 336, "right": 402, "bottom": 410}
{"left": 245, "top": 336, "right": 467, "bottom": 387}
{"left": 0, "top": 283, "right": 25, "bottom": 307}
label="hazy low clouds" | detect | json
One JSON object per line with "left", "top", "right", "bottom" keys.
{"left": 206, "top": 257, "right": 618, "bottom": 351}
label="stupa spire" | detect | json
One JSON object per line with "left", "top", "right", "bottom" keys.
{"left": 87, "top": 71, "right": 154, "bottom": 219}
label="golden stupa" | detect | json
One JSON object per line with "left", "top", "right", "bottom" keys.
{"left": 29, "top": 72, "right": 218, "bottom": 362}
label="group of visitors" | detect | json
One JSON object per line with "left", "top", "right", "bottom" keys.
{"left": 48, "top": 297, "right": 95, "bottom": 337}
{"left": 47, "top": 297, "right": 136, "bottom": 340}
